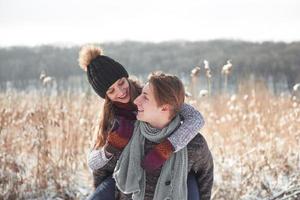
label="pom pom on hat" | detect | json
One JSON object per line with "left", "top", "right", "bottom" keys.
{"left": 78, "top": 45, "right": 103, "bottom": 71}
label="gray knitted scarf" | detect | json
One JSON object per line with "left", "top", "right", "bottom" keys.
{"left": 113, "top": 115, "right": 188, "bottom": 200}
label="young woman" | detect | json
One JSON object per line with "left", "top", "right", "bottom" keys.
{"left": 78, "top": 45, "right": 205, "bottom": 199}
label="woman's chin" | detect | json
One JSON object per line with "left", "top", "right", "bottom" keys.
{"left": 119, "top": 96, "right": 130, "bottom": 104}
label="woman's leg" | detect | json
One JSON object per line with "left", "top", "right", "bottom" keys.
{"left": 187, "top": 171, "right": 200, "bottom": 200}
{"left": 86, "top": 176, "right": 116, "bottom": 200}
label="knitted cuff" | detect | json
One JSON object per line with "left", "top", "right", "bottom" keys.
{"left": 104, "top": 142, "right": 121, "bottom": 155}
{"left": 107, "top": 131, "right": 130, "bottom": 150}
{"left": 141, "top": 139, "right": 175, "bottom": 172}
{"left": 154, "top": 139, "right": 175, "bottom": 160}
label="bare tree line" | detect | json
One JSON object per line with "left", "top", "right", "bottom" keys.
{"left": 0, "top": 40, "right": 299, "bottom": 93}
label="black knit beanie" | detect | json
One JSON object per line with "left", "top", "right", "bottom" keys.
{"left": 87, "top": 55, "right": 129, "bottom": 98}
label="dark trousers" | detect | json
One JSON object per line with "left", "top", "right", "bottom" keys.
{"left": 87, "top": 172, "right": 200, "bottom": 200}
{"left": 86, "top": 176, "right": 116, "bottom": 200}
{"left": 187, "top": 171, "right": 200, "bottom": 200}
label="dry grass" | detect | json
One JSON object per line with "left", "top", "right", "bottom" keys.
{"left": 191, "top": 83, "right": 300, "bottom": 199}
{"left": 1, "top": 84, "right": 300, "bottom": 199}
{"left": 0, "top": 92, "right": 100, "bottom": 199}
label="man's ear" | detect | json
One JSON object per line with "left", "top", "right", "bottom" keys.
{"left": 161, "top": 104, "right": 170, "bottom": 112}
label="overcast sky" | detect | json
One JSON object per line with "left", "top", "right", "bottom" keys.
{"left": 0, "top": 0, "right": 299, "bottom": 46}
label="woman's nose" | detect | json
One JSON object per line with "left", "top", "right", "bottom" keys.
{"left": 116, "top": 86, "right": 125, "bottom": 96}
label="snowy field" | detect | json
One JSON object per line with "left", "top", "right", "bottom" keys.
{"left": 1, "top": 84, "right": 300, "bottom": 199}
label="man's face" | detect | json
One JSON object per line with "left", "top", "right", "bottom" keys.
{"left": 133, "top": 83, "right": 163, "bottom": 124}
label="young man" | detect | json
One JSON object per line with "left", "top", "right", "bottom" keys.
{"left": 114, "top": 72, "right": 214, "bottom": 200}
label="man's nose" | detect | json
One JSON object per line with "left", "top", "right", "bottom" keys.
{"left": 134, "top": 95, "right": 141, "bottom": 105}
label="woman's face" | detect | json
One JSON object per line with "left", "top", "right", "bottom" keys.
{"left": 106, "top": 77, "right": 130, "bottom": 103}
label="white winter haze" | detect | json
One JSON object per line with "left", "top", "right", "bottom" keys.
{"left": 0, "top": 0, "right": 299, "bottom": 46}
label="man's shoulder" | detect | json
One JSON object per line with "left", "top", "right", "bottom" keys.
{"left": 187, "top": 133, "right": 213, "bottom": 169}
{"left": 187, "top": 133, "right": 212, "bottom": 159}
{"left": 188, "top": 133, "right": 208, "bottom": 149}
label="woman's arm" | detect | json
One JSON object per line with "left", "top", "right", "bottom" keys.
{"left": 168, "top": 103, "right": 205, "bottom": 152}
{"left": 87, "top": 148, "right": 112, "bottom": 171}
{"left": 88, "top": 114, "right": 135, "bottom": 171}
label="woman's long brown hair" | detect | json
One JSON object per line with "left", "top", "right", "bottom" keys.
{"left": 94, "top": 78, "right": 142, "bottom": 149}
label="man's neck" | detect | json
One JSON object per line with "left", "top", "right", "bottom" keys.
{"left": 149, "top": 117, "right": 171, "bottom": 129}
